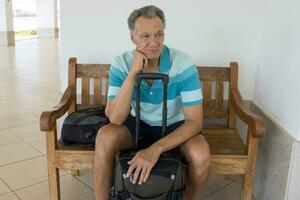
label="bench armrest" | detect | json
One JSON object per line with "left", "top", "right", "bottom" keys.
{"left": 230, "top": 88, "right": 266, "bottom": 138}
{"left": 40, "top": 86, "right": 74, "bottom": 131}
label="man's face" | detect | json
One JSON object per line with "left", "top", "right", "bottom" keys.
{"left": 131, "top": 16, "right": 165, "bottom": 60}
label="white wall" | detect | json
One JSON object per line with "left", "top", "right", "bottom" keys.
{"left": 36, "top": 0, "right": 58, "bottom": 28}
{"left": 60, "top": 0, "right": 262, "bottom": 100}
{"left": 0, "top": 0, "right": 14, "bottom": 31}
{"left": 254, "top": 0, "right": 300, "bottom": 140}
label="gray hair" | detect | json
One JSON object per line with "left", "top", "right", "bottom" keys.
{"left": 127, "top": 5, "right": 166, "bottom": 32}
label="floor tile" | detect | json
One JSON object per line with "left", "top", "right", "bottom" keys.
{"left": 75, "top": 170, "right": 93, "bottom": 190}
{"left": 0, "top": 133, "right": 23, "bottom": 147}
{"left": 0, "top": 124, "right": 44, "bottom": 142}
{"left": 204, "top": 181, "right": 242, "bottom": 200}
{"left": 0, "top": 179, "right": 10, "bottom": 195}
{"left": 199, "top": 174, "right": 241, "bottom": 199}
{"left": 0, "top": 114, "right": 38, "bottom": 131}
{"left": 15, "top": 175, "right": 95, "bottom": 200}
{"left": 27, "top": 138, "right": 46, "bottom": 155}
{"left": 0, "top": 192, "right": 19, "bottom": 200}
{"left": 0, "top": 157, "right": 48, "bottom": 190}
{"left": 0, "top": 142, "right": 41, "bottom": 166}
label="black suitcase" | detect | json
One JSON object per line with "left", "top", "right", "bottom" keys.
{"left": 111, "top": 73, "right": 185, "bottom": 200}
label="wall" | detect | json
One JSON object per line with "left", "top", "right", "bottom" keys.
{"left": 59, "top": 0, "right": 262, "bottom": 100}
{"left": 0, "top": 0, "right": 13, "bottom": 31}
{"left": 254, "top": 0, "right": 300, "bottom": 140}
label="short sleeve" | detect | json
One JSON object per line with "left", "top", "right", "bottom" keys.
{"left": 107, "top": 57, "right": 127, "bottom": 100}
{"left": 179, "top": 65, "right": 203, "bottom": 106}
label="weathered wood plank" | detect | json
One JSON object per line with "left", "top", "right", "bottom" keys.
{"left": 94, "top": 78, "right": 102, "bottom": 105}
{"left": 216, "top": 81, "right": 224, "bottom": 108}
{"left": 203, "top": 81, "right": 212, "bottom": 107}
{"left": 77, "top": 64, "right": 110, "bottom": 78}
{"left": 81, "top": 77, "right": 90, "bottom": 105}
{"left": 198, "top": 67, "right": 231, "bottom": 81}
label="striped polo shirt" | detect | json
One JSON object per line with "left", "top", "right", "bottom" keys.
{"left": 107, "top": 45, "right": 203, "bottom": 126}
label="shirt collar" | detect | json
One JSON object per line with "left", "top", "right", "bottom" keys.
{"left": 159, "top": 45, "right": 171, "bottom": 73}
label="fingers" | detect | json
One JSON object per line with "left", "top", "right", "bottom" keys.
{"left": 138, "top": 167, "right": 147, "bottom": 185}
{"left": 143, "top": 167, "right": 151, "bottom": 183}
{"left": 134, "top": 49, "right": 149, "bottom": 69}
{"left": 126, "top": 162, "right": 136, "bottom": 178}
{"left": 132, "top": 167, "right": 141, "bottom": 184}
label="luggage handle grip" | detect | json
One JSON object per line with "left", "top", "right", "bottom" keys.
{"left": 136, "top": 73, "right": 169, "bottom": 84}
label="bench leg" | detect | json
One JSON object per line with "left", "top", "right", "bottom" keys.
{"left": 46, "top": 128, "right": 61, "bottom": 200}
{"left": 242, "top": 173, "right": 254, "bottom": 200}
{"left": 242, "top": 132, "right": 258, "bottom": 200}
{"left": 48, "top": 166, "right": 61, "bottom": 200}
{"left": 71, "top": 170, "right": 80, "bottom": 176}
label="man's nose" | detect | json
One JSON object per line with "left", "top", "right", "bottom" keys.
{"left": 148, "top": 36, "right": 159, "bottom": 47}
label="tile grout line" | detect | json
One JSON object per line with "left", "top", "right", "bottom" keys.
{"left": 0, "top": 155, "right": 44, "bottom": 168}
{"left": 201, "top": 177, "right": 242, "bottom": 199}
{"left": 14, "top": 130, "right": 48, "bottom": 156}
{"left": 0, "top": 121, "right": 39, "bottom": 132}
{"left": 0, "top": 176, "right": 13, "bottom": 195}
{"left": 74, "top": 175, "right": 94, "bottom": 191}
{"left": 12, "top": 191, "right": 22, "bottom": 200}
{"left": 12, "top": 173, "right": 69, "bottom": 193}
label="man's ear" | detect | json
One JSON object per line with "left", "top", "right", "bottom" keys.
{"left": 130, "top": 32, "right": 137, "bottom": 45}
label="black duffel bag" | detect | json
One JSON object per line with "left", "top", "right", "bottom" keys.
{"left": 112, "top": 151, "right": 185, "bottom": 200}
{"left": 59, "top": 106, "right": 109, "bottom": 145}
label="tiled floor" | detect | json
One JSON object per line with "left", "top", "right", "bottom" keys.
{"left": 0, "top": 38, "right": 244, "bottom": 200}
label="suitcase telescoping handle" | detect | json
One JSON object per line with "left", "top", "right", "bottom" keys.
{"left": 135, "top": 73, "right": 169, "bottom": 150}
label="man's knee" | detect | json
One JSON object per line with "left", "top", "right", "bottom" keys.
{"left": 95, "top": 124, "right": 119, "bottom": 153}
{"left": 95, "top": 123, "right": 132, "bottom": 154}
{"left": 181, "top": 135, "right": 211, "bottom": 174}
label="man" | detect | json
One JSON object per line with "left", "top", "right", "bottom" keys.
{"left": 93, "top": 5, "right": 210, "bottom": 200}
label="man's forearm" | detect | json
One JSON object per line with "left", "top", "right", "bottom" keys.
{"left": 108, "top": 72, "right": 136, "bottom": 125}
{"left": 151, "top": 120, "right": 202, "bottom": 153}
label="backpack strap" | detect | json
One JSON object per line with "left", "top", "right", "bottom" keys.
{"left": 72, "top": 106, "right": 106, "bottom": 124}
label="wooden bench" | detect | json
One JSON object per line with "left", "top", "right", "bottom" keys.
{"left": 40, "top": 57, "right": 265, "bottom": 200}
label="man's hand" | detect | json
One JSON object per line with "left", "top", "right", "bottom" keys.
{"left": 126, "top": 146, "right": 161, "bottom": 185}
{"left": 130, "top": 50, "right": 148, "bottom": 76}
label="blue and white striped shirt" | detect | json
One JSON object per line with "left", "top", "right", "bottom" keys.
{"left": 107, "top": 45, "right": 203, "bottom": 126}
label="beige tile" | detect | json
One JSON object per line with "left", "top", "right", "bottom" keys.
{"left": 0, "top": 157, "right": 48, "bottom": 190}
{"left": 0, "top": 114, "right": 38, "bottom": 131}
{"left": 0, "top": 124, "right": 44, "bottom": 142}
{"left": 15, "top": 175, "right": 95, "bottom": 200}
{"left": 0, "top": 179, "right": 10, "bottom": 195}
{"left": 204, "top": 181, "right": 242, "bottom": 200}
{"left": 0, "top": 132, "right": 23, "bottom": 147}
{"left": 200, "top": 174, "right": 241, "bottom": 199}
{"left": 0, "top": 101, "right": 28, "bottom": 118}
{"left": 27, "top": 138, "right": 46, "bottom": 155}
{"left": 75, "top": 170, "right": 93, "bottom": 190}
{"left": 0, "top": 142, "right": 41, "bottom": 166}
{"left": 0, "top": 192, "right": 19, "bottom": 200}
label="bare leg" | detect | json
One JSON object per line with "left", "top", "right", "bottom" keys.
{"left": 180, "top": 135, "right": 211, "bottom": 200}
{"left": 93, "top": 124, "right": 134, "bottom": 200}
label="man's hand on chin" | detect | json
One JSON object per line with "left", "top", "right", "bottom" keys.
{"left": 126, "top": 145, "right": 162, "bottom": 185}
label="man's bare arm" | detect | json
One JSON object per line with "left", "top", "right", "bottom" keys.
{"left": 152, "top": 103, "right": 203, "bottom": 153}
{"left": 105, "top": 51, "right": 148, "bottom": 125}
{"left": 105, "top": 73, "right": 136, "bottom": 125}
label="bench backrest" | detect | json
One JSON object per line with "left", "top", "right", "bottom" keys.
{"left": 68, "top": 57, "right": 238, "bottom": 127}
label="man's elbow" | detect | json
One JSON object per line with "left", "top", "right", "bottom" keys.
{"left": 189, "top": 119, "right": 202, "bottom": 133}
{"left": 197, "top": 121, "right": 203, "bottom": 132}
{"left": 107, "top": 114, "right": 124, "bottom": 126}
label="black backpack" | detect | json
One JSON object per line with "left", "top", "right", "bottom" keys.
{"left": 111, "top": 73, "right": 185, "bottom": 200}
{"left": 59, "top": 106, "right": 108, "bottom": 145}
